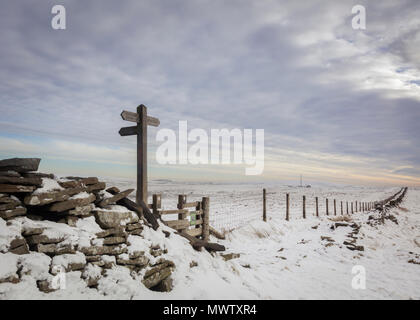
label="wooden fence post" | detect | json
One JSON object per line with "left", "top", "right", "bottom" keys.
{"left": 341, "top": 201, "right": 343, "bottom": 215}
{"left": 152, "top": 194, "right": 161, "bottom": 217}
{"left": 303, "top": 195, "right": 306, "bottom": 219}
{"left": 202, "top": 197, "right": 210, "bottom": 242}
{"left": 286, "top": 194, "right": 290, "bottom": 221}
{"left": 326, "top": 198, "right": 329, "bottom": 216}
{"left": 334, "top": 199, "right": 337, "bottom": 216}
{"left": 177, "top": 194, "right": 187, "bottom": 233}
{"left": 346, "top": 201, "right": 349, "bottom": 215}
{"left": 263, "top": 189, "right": 267, "bottom": 222}
{"left": 315, "top": 197, "right": 319, "bottom": 217}
{"left": 351, "top": 202, "right": 354, "bottom": 214}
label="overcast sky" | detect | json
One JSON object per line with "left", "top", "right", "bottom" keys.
{"left": 0, "top": 0, "right": 419, "bottom": 186}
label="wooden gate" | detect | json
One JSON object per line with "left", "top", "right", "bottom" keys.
{"left": 149, "top": 194, "right": 210, "bottom": 241}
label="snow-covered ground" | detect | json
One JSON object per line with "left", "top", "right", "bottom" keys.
{"left": 1, "top": 180, "right": 419, "bottom": 299}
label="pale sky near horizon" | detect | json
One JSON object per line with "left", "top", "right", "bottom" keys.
{"left": 0, "top": 0, "right": 419, "bottom": 186}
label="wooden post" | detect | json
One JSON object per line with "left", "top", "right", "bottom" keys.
{"left": 341, "top": 201, "right": 343, "bottom": 215}
{"left": 202, "top": 197, "right": 210, "bottom": 242}
{"left": 346, "top": 201, "right": 349, "bottom": 215}
{"left": 355, "top": 201, "right": 358, "bottom": 213}
{"left": 152, "top": 194, "right": 161, "bottom": 217}
{"left": 303, "top": 195, "right": 306, "bottom": 219}
{"left": 263, "top": 189, "right": 267, "bottom": 222}
{"left": 136, "top": 105, "right": 148, "bottom": 205}
{"left": 315, "top": 197, "right": 319, "bottom": 217}
{"left": 326, "top": 198, "right": 329, "bottom": 216}
{"left": 351, "top": 202, "right": 354, "bottom": 214}
{"left": 286, "top": 194, "right": 290, "bottom": 221}
{"left": 177, "top": 195, "right": 187, "bottom": 232}
{"left": 334, "top": 199, "right": 337, "bottom": 216}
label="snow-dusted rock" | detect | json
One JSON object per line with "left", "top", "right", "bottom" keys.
{"left": 93, "top": 206, "right": 139, "bottom": 229}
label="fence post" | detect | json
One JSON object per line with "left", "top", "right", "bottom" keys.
{"left": 303, "top": 195, "right": 306, "bottom": 219}
{"left": 315, "top": 197, "right": 319, "bottom": 217}
{"left": 326, "top": 198, "right": 329, "bottom": 216}
{"left": 177, "top": 194, "right": 187, "bottom": 230}
{"left": 346, "top": 201, "right": 349, "bottom": 215}
{"left": 351, "top": 202, "right": 354, "bottom": 214}
{"left": 341, "top": 201, "right": 343, "bottom": 215}
{"left": 263, "top": 189, "right": 267, "bottom": 222}
{"left": 286, "top": 193, "right": 290, "bottom": 221}
{"left": 152, "top": 194, "right": 162, "bottom": 217}
{"left": 202, "top": 197, "right": 210, "bottom": 242}
{"left": 334, "top": 199, "right": 337, "bottom": 216}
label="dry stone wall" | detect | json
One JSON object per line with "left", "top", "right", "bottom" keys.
{"left": 0, "top": 158, "right": 175, "bottom": 293}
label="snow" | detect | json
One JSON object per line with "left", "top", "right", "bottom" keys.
{"left": 33, "top": 178, "right": 64, "bottom": 195}
{"left": 0, "top": 253, "right": 19, "bottom": 280}
{"left": 18, "top": 253, "right": 51, "bottom": 280}
{"left": 0, "top": 219, "right": 21, "bottom": 253}
{"left": 69, "top": 192, "right": 91, "bottom": 200}
{"left": 1, "top": 181, "right": 419, "bottom": 299}
{"left": 99, "top": 205, "right": 133, "bottom": 213}
{"left": 75, "top": 216, "right": 103, "bottom": 234}
{"left": 52, "top": 252, "right": 86, "bottom": 269}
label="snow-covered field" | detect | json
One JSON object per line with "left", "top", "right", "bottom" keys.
{"left": 1, "top": 179, "right": 419, "bottom": 299}
{"left": 100, "top": 179, "right": 420, "bottom": 299}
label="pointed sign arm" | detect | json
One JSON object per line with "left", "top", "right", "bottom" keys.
{"left": 119, "top": 126, "right": 137, "bottom": 136}
{"left": 121, "top": 110, "right": 160, "bottom": 127}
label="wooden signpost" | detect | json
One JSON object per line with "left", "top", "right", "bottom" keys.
{"left": 119, "top": 104, "right": 160, "bottom": 205}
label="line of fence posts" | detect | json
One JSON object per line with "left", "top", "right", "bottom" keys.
{"left": 261, "top": 190, "right": 378, "bottom": 222}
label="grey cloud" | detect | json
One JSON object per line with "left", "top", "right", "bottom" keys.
{"left": 0, "top": 0, "right": 419, "bottom": 182}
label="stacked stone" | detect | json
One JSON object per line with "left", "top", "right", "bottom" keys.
{"left": 0, "top": 158, "right": 44, "bottom": 220}
{"left": 0, "top": 158, "right": 175, "bottom": 293}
